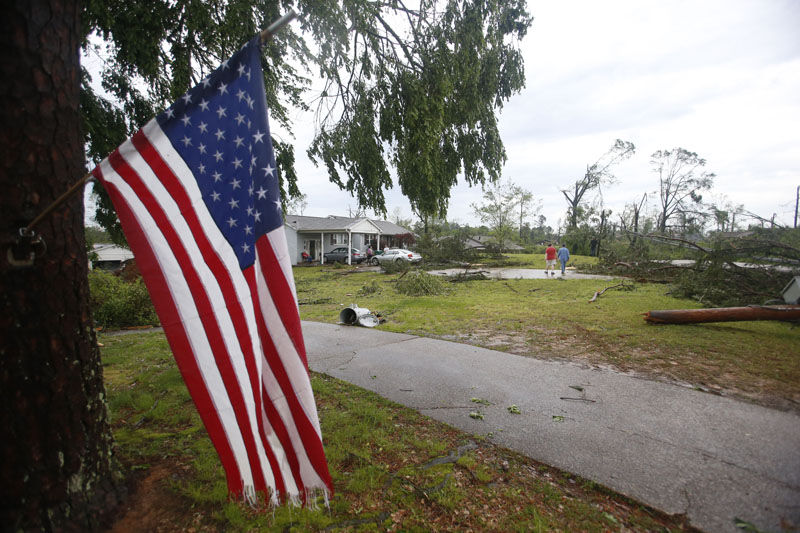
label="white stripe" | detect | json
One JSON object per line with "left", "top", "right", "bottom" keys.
{"left": 102, "top": 141, "right": 257, "bottom": 491}
{"left": 137, "top": 123, "right": 276, "bottom": 489}
{"left": 268, "top": 226, "right": 299, "bottom": 305}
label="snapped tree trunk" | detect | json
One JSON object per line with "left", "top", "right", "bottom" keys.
{"left": 0, "top": 1, "right": 124, "bottom": 530}
{"left": 644, "top": 306, "right": 800, "bottom": 324}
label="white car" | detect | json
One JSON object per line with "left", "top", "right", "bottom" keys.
{"left": 371, "top": 248, "right": 422, "bottom": 265}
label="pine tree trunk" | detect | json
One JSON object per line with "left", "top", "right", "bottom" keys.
{"left": 0, "top": 1, "right": 124, "bottom": 530}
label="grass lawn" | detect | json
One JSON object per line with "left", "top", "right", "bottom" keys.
{"left": 101, "top": 331, "right": 696, "bottom": 531}
{"left": 294, "top": 259, "right": 800, "bottom": 411}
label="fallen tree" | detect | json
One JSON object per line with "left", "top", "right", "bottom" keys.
{"left": 644, "top": 305, "right": 800, "bottom": 324}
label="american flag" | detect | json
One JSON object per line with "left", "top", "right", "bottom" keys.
{"left": 92, "top": 37, "right": 332, "bottom": 504}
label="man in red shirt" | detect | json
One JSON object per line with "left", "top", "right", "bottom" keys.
{"left": 544, "top": 243, "right": 557, "bottom": 276}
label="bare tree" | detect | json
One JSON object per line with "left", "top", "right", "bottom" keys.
{"left": 471, "top": 180, "right": 519, "bottom": 251}
{"left": 562, "top": 139, "right": 635, "bottom": 229}
{"left": 651, "top": 148, "right": 714, "bottom": 233}
{"left": 619, "top": 193, "right": 648, "bottom": 245}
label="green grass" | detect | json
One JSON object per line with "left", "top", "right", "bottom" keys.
{"left": 294, "top": 261, "right": 800, "bottom": 409}
{"left": 100, "top": 331, "right": 695, "bottom": 531}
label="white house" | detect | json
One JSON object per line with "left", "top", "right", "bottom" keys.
{"left": 89, "top": 243, "right": 134, "bottom": 270}
{"left": 283, "top": 215, "right": 412, "bottom": 265}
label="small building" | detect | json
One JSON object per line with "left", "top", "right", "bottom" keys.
{"left": 283, "top": 215, "right": 412, "bottom": 265}
{"left": 89, "top": 243, "right": 134, "bottom": 271}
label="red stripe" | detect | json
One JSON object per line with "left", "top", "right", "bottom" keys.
{"left": 93, "top": 164, "right": 244, "bottom": 492}
{"left": 105, "top": 147, "right": 268, "bottom": 494}
{"left": 243, "top": 267, "right": 306, "bottom": 497}
{"left": 254, "top": 236, "right": 333, "bottom": 492}
{"left": 131, "top": 131, "right": 286, "bottom": 494}
{"left": 255, "top": 235, "right": 309, "bottom": 368}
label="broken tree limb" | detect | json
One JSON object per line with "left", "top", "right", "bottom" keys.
{"left": 644, "top": 305, "right": 800, "bottom": 324}
{"left": 588, "top": 282, "right": 628, "bottom": 303}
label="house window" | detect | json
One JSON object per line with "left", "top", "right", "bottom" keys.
{"left": 330, "top": 233, "right": 347, "bottom": 245}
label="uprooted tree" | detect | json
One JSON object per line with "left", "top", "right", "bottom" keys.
{"left": 604, "top": 228, "right": 800, "bottom": 308}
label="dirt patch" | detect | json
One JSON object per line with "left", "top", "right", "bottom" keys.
{"left": 110, "top": 462, "right": 212, "bottom": 533}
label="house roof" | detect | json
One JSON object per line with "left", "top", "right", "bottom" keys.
{"left": 284, "top": 215, "right": 410, "bottom": 235}
{"left": 92, "top": 243, "right": 134, "bottom": 262}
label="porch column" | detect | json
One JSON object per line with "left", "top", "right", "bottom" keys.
{"left": 320, "top": 232, "right": 325, "bottom": 264}
{"left": 347, "top": 230, "right": 352, "bottom": 265}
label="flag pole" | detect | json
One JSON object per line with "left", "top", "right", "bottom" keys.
{"left": 20, "top": 10, "right": 298, "bottom": 237}
{"left": 260, "top": 10, "right": 297, "bottom": 43}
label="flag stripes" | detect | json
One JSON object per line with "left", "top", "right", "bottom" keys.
{"left": 94, "top": 117, "right": 331, "bottom": 501}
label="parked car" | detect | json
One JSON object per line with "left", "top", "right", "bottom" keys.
{"left": 323, "top": 247, "right": 365, "bottom": 264}
{"left": 371, "top": 248, "right": 422, "bottom": 265}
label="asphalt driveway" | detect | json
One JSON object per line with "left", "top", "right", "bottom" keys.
{"left": 303, "top": 320, "right": 800, "bottom": 533}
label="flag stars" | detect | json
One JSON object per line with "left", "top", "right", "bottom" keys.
{"left": 218, "top": 82, "right": 228, "bottom": 95}
{"left": 232, "top": 157, "right": 243, "bottom": 169}
{"left": 210, "top": 191, "right": 221, "bottom": 202}
{"left": 198, "top": 143, "right": 207, "bottom": 154}
{"left": 181, "top": 135, "right": 192, "bottom": 147}
{"left": 213, "top": 151, "right": 224, "bottom": 162}
{"left": 241, "top": 242, "right": 251, "bottom": 254}
{"left": 236, "top": 89, "right": 246, "bottom": 101}
{"left": 214, "top": 129, "right": 225, "bottom": 141}
{"left": 246, "top": 206, "right": 254, "bottom": 216}
{"left": 263, "top": 164, "right": 274, "bottom": 177}
{"left": 199, "top": 99, "right": 210, "bottom": 111}
{"left": 164, "top": 108, "right": 175, "bottom": 119}
{"left": 256, "top": 186, "right": 267, "bottom": 199}
{"left": 244, "top": 225, "right": 253, "bottom": 235}
{"left": 230, "top": 177, "right": 242, "bottom": 189}
{"left": 235, "top": 113, "right": 246, "bottom": 126}
{"left": 182, "top": 93, "right": 192, "bottom": 104}
{"left": 237, "top": 63, "right": 246, "bottom": 76}
{"left": 228, "top": 198, "right": 240, "bottom": 209}
{"left": 216, "top": 106, "right": 227, "bottom": 118}
{"left": 212, "top": 171, "right": 223, "bottom": 182}
{"left": 202, "top": 77, "right": 211, "bottom": 88}
{"left": 197, "top": 163, "right": 206, "bottom": 174}
{"left": 181, "top": 115, "right": 191, "bottom": 126}
{"left": 226, "top": 217, "right": 238, "bottom": 228}
{"left": 253, "top": 130, "right": 265, "bottom": 143}
{"left": 246, "top": 95, "right": 255, "bottom": 109}
{"left": 253, "top": 210, "right": 261, "bottom": 222}
{"left": 198, "top": 122, "right": 208, "bottom": 133}
{"left": 233, "top": 135, "right": 245, "bottom": 148}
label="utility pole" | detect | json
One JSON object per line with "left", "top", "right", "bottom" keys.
{"left": 794, "top": 185, "right": 798, "bottom": 229}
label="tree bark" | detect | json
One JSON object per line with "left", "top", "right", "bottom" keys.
{"left": 0, "top": 1, "right": 124, "bottom": 530}
{"left": 644, "top": 306, "right": 800, "bottom": 324}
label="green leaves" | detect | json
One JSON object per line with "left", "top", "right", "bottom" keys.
{"left": 82, "top": 0, "right": 532, "bottom": 230}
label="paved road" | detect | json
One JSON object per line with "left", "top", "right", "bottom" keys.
{"left": 303, "top": 321, "right": 800, "bottom": 533}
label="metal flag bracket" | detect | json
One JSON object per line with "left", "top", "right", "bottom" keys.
{"left": 7, "top": 227, "right": 47, "bottom": 268}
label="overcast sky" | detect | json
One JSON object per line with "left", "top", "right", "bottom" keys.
{"left": 284, "top": 0, "right": 800, "bottom": 230}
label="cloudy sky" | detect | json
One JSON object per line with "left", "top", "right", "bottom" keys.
{"left": 284, "top": 0, "right": 800, "bottom": 229}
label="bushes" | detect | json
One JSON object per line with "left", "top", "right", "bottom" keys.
{"left": 394, "top": 271, "right": 449, "bottom": 296}
{"left": 88, "top": 269, "right": 158, "bottom": 328}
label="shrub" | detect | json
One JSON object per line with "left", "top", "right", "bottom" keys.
{"left": 394, "top": 271, "right": 449, "bottom": 296}
{"left": 380, "top": 259, "right": 410, "bottom": 274}
{"left": 88, "top": 269, "right": 158, "bottom": 328}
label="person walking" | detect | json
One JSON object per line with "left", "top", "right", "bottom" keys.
{"left": 557, "top": 243, "right": 570, "bottom": 275}
{"left": 544, "top": 243, "right": 557, "bottom": 276}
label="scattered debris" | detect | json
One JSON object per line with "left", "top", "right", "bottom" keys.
{"left": 338, "top": 304, "right": 381, "bottom": 327}
{"left": 552, "top": 415, "right": 565, "bottom": 422}
{"left": 507, "top": 405, "right": 521, "bottom": 414}
{"left": 471, "top": 397, "right": 491, "bottom": 406}
{"left": 298, "top": 297, "right": 333, "bottom": 305}
{"left": 469, "top": 411, "right": 484, "bottom": 420}
{"left": 588, "top": 282, "right": 633, "bottom": 303}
